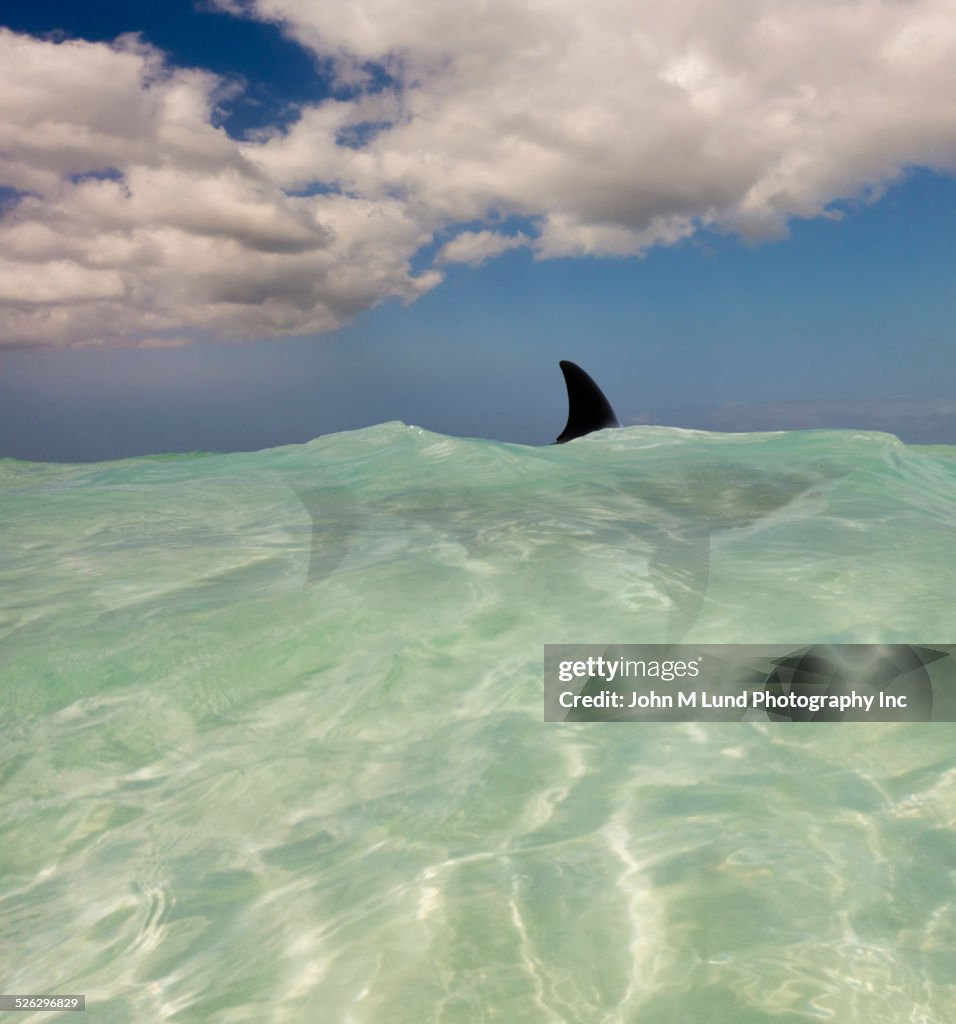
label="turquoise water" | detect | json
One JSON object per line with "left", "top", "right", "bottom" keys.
{"left": 2, "top": 423, "right": 956, "bottom": 1023}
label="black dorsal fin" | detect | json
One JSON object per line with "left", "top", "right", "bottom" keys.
{"left": 554, "top": 360, "right": 620, "bottom": 443}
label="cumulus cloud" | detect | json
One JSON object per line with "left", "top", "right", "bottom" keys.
{"left": 2, "top": 0, "right": 956, "bottom": 347}
{"left": 437, "top": 230, "right": 529, "bottom": 266}
{"left": 0, "top": 29, "right": 439, "bottom": 347}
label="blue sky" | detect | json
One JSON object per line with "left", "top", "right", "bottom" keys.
{"left": 0, "top": 0, "right": 954, "bottom": 460}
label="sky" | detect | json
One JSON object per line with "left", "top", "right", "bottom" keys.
{"left": 0, "top": 0, "right": 954, "bottom": 460}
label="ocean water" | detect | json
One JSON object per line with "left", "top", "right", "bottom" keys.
{"left": 2, "top": 422, "right": 956, "bottom": 1023}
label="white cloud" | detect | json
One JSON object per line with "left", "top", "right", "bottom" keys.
{"left": 437, "top": 230, "right": 529, "bottom": 266}
{"left": 0, "top": 29, "right": 439, "bottom": 347}
{"left": 2, "top": 0, "right": 956, "bottom": 347}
